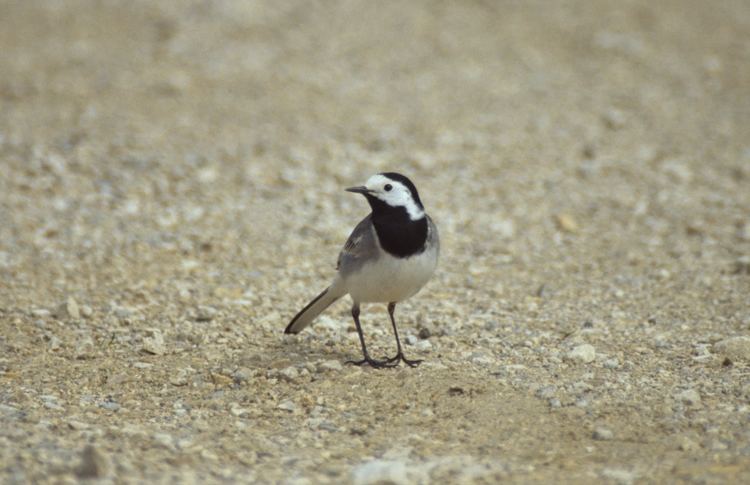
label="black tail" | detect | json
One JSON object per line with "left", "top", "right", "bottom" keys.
{"left": 285, "top": 287, "right": 340, "bottom": 334}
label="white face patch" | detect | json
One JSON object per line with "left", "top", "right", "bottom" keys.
{"left": 364, "top": 174, "right": 425, "bottom": 220}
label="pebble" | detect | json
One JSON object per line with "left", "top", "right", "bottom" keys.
{"left": 76, "top": 445, "right": 109, "bottom": 479}
{"left": 31, "top": 308, "right": 51, "bottom": 318}
{"left": 65, "top": 297, "right": 80, "bottom": 319}
{"left": 196, "top": 305, "right": 218, "bottom": 321}
{"left": 535, "top": 385, "right": 557, "bottom": 400}
{"left": 593, "top": 428, "right": 614, "bottom": 441}
{"left": 738, "top": 222, "right": 750, "bottom": 241}
{"left": 734, "top": 256, "right": 750, "bottom": 275}
{"left": 661, "top": 159, "right": 693, "bottom": 183}
{"left": 603, "top": 358, "right": 620, "bottom": 369}
{"left": 566, "top": 344, "right": 596, "bottom": 364}
{"left": 415, "top": 340, "right": 432, "bottom": 352}
{"left": 602, "top": 108, "right": 627, "bottom": 129}
{"left": 675, "top": 389, "right": 702, "bottom": 407}
{"left": 418, "top": 327, "right": 431, "bottom": 340}
{"left": 555, "top": 213, "right": 579, "bottom": 233}
{"left": 230, "top": 405, "right": 250, "bottom": 417}
{"left": 404, "top": 334, "right": 418, "bottom": 346}
{"left": 75, "top": 336, "right": 95, "bottom": 359}
{"left": 233, "top": 367, "right": 254, "bottom": 382}
{"left": 153, "top": 432, "right": 176, "bottom": 450}
{"left": 41, "top": 395, "right": 64, "bottom": 411}
{"left": 279, "top": 366, "right": 299, "bottom": 382}
{"left": 142, "top": 328, "right": 166, "bottom": 355}
{"left": 67, "top": 420, "right": 90, "bottom": 430}
{"left": 277, "top": 400, "right": 297, "bottom": 412}
{"left": 352, "top": 459, "right": 410, "bottom": 485}
{"left": 491, "top": 219, "right": 515, "bottom": 239}
{"left": 713, "top": 336, "right": 750, "bottom": 362}
{"left": 317, "top": 360, "right": 343, "bottom": 372}
{"left": 601, "top": 468, "right": 637, "bottom": 485}
{"left": 677, "top": 436, "right": 700, "bottom": 452}
{"left": 113, "top": 306, "right": 134, "bottom": 319}
{"left": 80, "top": 305, "right": 93, "bottom": 318}
{"left": 0, "top": 404, "right": 24, "bottom": 420}
{"left": 98, "top": 398, "right": 120, "bottom": 412}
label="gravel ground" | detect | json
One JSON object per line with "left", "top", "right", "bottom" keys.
{"left": 1, "top": 1, "right": 750, "bottom": 483}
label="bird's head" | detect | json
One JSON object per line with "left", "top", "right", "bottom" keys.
{"left": 346, "top": 172, "right": 425, "bottom": 220}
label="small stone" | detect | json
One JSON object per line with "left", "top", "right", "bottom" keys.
{"left": 661, "top": 159, "right": 692, "bottom": 183}
{"left": 601, "top": 468, "right": 636, "bottom": 485}
{"left": 317, "top": 360, "right": 343, "bottom": 372}
{"left": 75, "top": 336, "right": 95, "bottom": 360}
{"left": 41, "top": 395, "right": 64, "bottom": 411}
{"left": 415, "top": 340, "right": 432, "bottom": 352}
{"left": 713, "top": 336, "right": 750, "bottom": 362}
{"left": 404, "top": 334, "right": 418, "bottom": 346}
{"left": 279, "top": 366, "right": 299, "bottom": 382}
{"left": 230, "top": 405, "right": 250, "bottom": 417}
{"left": 170, "top": 371, "right": 189, "bottom": 387}
{"left": 418, "top": 327, "right": 431, "bottom": 340}
{"left": 676, "top": 389, "right": 702, "bottom": 407}
{"left": 603, "top": 358, "right": 620, "bottom": 369}
{"left": 80, "top": 305, "right": 93, "bottom": 318}
{"left": 491, "top": 219, "right": 515, "bottom": 239}
{"left": 602, "top": 109, "right": 626, "bottom": 129}
{"left": 277, "top": 400, "right": 297, "bottom": 412}
{"left": 153, "top": 433, "right": 175, "bottom": 450}
{"left": 233, "top": 367, "right": 254, "bottom": 382}
{"left": 76, "top": 445, "right": 109, "bottom": 479}
{"left": 195, "top": 305, "right": 217, "bottom": 322}
{"left": 737, "top": 222, "right": 750, "bottom": 241}
{"left": 113, "top": 306, "right": 134, "bottom": 319}
{"left": 141, "top": 329, "right": 166, "bottom": 355}
{"left": 555, "top": 213, "right": 579, "bottom": 233}
{"left": 98, "top": 397, "right": 120, "bottom": 412}
{"left": 31, "top": 308, "right": 51, "bottom": 318}
{"left": 566, "top": 344, "right": 596, "bottom": 364}
{"left": 593, "top": 428, "right": 614, "bottom": 441}
{"left": 535, "top": 385, "right": 557, "bottom": 400}
{"left": 470, "top": 352, "right": 493, "bottom": 365}
{"left": 352, "top": 459, "right": 409, "bottom": 485}
{"left": 48, "top": 335, "right": 62, "bottom": 350}
{"left": 733, "top": 256, "right": 750, "bottom": 275}
{"left": 68, "top": 420, "right": 90, "bottom": 430}
{"left": 210, "top": 373, "right": 233, "bottom": 387}
{"left": 678, "top": 436, "right": 700, "bottom": 452}
{"left": 66, "top": 297, "right": 80, "bottom": 319}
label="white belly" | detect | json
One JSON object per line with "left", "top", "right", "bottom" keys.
{"left": 344, "top": 247, "right": 438, "bottom": 303}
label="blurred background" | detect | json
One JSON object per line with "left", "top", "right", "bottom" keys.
{"left": 1, "top": 0, "right": 748, "bottom": 296}
{"left": 1, "top": 1, "right": 749, "bottom": 483}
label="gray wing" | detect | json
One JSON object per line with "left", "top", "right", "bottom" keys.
{"left": 336, "top": 214, "right": 379, "bottom": 276}
{"left": 426, "top": 215, "right": 440, "bottom": 258}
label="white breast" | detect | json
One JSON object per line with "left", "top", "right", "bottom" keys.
{"left": 343, "top": 245, "right": 438, "bottom": 304}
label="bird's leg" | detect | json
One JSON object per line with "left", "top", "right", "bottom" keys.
{"left": 345, "top": 304, "right": 390, "bottom": 368}
{"left": 384, "top": 302, "right": 423, "bottom": 367}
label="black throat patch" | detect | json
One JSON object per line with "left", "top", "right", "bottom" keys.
{"left": 366, "top": 195, "right": 428, "bottom": 258}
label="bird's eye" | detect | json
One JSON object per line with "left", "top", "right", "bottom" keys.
{"left": 384, "top": 184, "right": 393, "bottom": 192}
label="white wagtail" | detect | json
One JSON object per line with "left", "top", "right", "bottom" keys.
{"left": 285, "top": 172, "right": 439, "bottom": 368}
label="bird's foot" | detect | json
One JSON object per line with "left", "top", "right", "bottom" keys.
{"left": 345, "top": 356, "right": 395, "bottom": 369}
{"left": 383, "top": 353, "right": 423, "bottom": 367}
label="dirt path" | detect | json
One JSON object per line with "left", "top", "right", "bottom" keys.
{"left": 1, "top": 1, "right": 749, "bottom": 483}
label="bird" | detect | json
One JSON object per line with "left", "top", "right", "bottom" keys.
{"left": 285, "top": 172, "right": 439, "bottom": 368}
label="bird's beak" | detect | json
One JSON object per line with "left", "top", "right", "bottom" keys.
{"left": 345, "top": 186, "right": 371, "bottom": 195}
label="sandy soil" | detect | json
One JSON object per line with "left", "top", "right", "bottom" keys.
{"left": 1, "top": 1, "right": 750, "bottom": 483}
